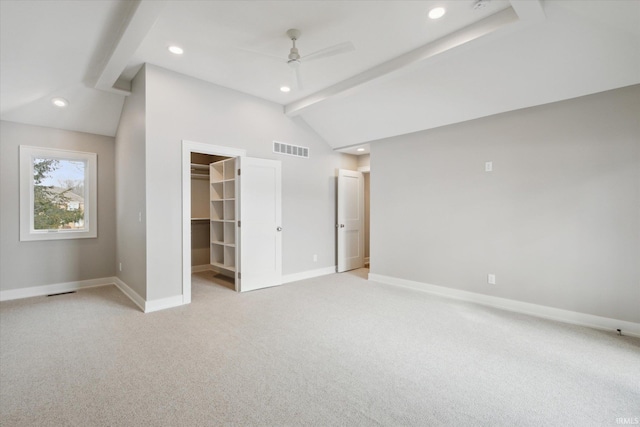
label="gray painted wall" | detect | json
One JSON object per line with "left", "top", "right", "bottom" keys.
{"left": 370, "top": 85, "right": 640, "bottom": 323}
{"left": 0, "top": 121, "right": 116, "bottom": 290}
{"left": 142, "top": 65, "right": 356, "bottom": 300}
{"left": 114, "top": 68, "right": 147, "bottom": 298}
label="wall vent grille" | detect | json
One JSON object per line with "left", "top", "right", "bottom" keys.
{"left": 273, "top": 141, "right": 309, "bottom": 159}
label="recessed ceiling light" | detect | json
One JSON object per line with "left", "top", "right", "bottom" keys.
{"left": 357, "top": 148, "right": 365, "bottom": 152}
{"left": 280, "top": 86, "right": 291, "bottom": 93}
{"left": 168, "top": 45, "right": 184, "bottom": 55}
{"left": 428, "top": 7, "right": 446, "bottom": 19}
{"left": 51, "top": 97, "right": 68, "bottom": 108}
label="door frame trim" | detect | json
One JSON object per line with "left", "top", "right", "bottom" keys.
{"left": 181, "top": 140, "right": 246, "bottom": 304}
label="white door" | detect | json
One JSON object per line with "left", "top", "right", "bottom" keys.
{"left": 337, "top": 169, "right": 365, "bottom": 272}
{"left": 237, "top": 157, "right": 282, "bottom": 291}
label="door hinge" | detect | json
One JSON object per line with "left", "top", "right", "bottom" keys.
{"left": 237, "top": 220, "right": 241, "bottom": 227}
{"left": 238, "top": 272, "right": 241, "bottom": 279}
{"left": 238, "top": 168, "right": 241, "bottom": 176}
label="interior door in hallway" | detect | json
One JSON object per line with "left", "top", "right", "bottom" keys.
{"left": 337, "top": 169, "right": 364, "bottom": 272}
{"left": 237, "top": 157, "right": 282, "bottom": 291}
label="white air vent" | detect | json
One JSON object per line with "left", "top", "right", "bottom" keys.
{"left": 273, "top": 141, "right": 309, "bottom": 159}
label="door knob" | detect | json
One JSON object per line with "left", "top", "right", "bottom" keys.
{"left": 277, "top": 226, "right": 283, "bottom": 232}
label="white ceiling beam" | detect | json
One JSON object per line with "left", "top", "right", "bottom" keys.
{"left": 94, "top": 0, "right": 165, "bottom": 95}
{"left": 284, "top": 7, "right": 519, "bottom": 117}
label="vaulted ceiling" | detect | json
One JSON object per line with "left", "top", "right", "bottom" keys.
{"left": 1, "top": 1, "right": 639, "bottom": 154}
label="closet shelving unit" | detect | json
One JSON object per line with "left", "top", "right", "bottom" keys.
{"left": 210, "top": 158, "right": 237, "bottom": 276}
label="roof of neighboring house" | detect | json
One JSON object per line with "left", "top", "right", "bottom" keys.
{"left": 47, "top": 187, "right": 84, "bottom": 203}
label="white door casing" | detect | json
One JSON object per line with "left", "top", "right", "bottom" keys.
{"left": 337, "top": 169, "right": 365, "bottom": 273}
{"left": 237, "top": 157, "right": 282, "bottom": 291}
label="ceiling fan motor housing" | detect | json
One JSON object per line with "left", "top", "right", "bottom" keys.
{"left": 288, "top": 47, "right": 300, "bottom": 61}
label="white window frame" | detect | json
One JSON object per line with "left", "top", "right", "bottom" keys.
{"left": 19, "top": 145, "right": 97, "bottom": 241}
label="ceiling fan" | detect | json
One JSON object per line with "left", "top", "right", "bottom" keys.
{"left": 244, "top": 29, "right": 355, "bottom": 91}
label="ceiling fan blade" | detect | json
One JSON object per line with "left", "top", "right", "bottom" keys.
{"left": 302, "top": 41, "right": 355, "bottom": 63}
{"left": 294, "top": 67, "right": 303, "bottom": 91}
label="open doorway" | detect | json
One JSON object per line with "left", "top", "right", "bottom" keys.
{"left": 181, "top": 140, "right": 246, "bottom": 304}
{"left": 190, "top": 152, "right": 236, "bottom": 293}
{"left": 182, "top": 140, "right": 284, "bottom": 303}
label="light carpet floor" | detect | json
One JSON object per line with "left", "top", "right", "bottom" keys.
{"left": 1, "top": 269, "right": 638, "bottom": 426}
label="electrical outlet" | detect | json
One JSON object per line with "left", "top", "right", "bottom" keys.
{"left": 485, "top": 161, "right": 493, "bottom": 172}
{"left": 119, "top": 262, "right": 122, "bottom": 272}
{"left": 487, "top": 274, "right": 496, "bottom": 285}
{"left": 313, "top": 254, "right": 318, "bottom": 262}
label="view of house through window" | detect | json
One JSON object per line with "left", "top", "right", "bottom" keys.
{"left": 33, "top": 158, "right": 86, "bottom": 230}
{"left": 20, "top": 145, "right": 97, "bottom": 241}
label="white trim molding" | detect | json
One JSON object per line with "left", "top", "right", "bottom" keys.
{"left": 145, "top": 295, "right": 185, "bottom": 313}
{"left": 113, "top": 277, "right": 185, "bottom": 313}
{"left": 368, "top": 273, "right": 640, "bottom": 338}
{"left": 0, "top": 277, "right": 113, "bottom": 301}
{"left": 112, "top": 277, "right": 145, "bottom": 312}
{"left": 282, "top": 266, "right": 336, "bottom": 284}
{"left": 1, "top": 276, "right": 188, "bottom": 314}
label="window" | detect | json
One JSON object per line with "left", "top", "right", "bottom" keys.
{"left": 20, "top": 146, "right": 97, "bottom": 241}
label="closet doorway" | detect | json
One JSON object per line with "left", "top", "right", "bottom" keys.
{"left": 181, "top": 140, "right": 283, "bottom": 305}
{"left": 190, "top": 152, "right": 236, "bottom": 292}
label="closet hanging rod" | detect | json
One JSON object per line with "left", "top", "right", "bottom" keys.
{"left": 190, "top": 163, "right": 210, "bottom": 171}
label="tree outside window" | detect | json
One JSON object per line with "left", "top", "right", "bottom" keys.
{"left": 20, "top": 146, "right": 97, "bottom": 241}
{"left": 33, "top": 158, "right": 86, "bottom": 230}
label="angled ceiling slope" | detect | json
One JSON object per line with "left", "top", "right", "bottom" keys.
{"left": 1, "top": 1, "right": 638, "bottom": 145}
{"left": 311, "top": 0, "right": 640, "bottom": 150}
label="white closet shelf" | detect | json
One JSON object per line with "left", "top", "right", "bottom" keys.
{"left": 210, "top": 262, "right": 235, "bottom": 272}
{"left": 191, "top": 217, "right": 209, "bottom": 221}
{"left": 210, "top": 157, "right": 237, "bottom": 277}
{"left": 211, "top": 241, "right": 235, "bottom": 247}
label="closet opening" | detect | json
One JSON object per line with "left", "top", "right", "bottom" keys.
{"left": 190, "top": 152, "right": 236, "bottom": 294}
{"left": 182, "top": 140, "right": 282, "bottom": 303}
{"left": 182, "top": 141, "right": 246, "bottom": 305}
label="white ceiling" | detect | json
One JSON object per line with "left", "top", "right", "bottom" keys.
{"left": 1, "top": 1, "right": 639, "bottom": 153}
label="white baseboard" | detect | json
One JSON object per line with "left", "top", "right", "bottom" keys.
{"left": 1, "top": 275, "right": 187, "bottom": 314}
{"left": 191, "top": 264, "right": 213, "bottom": 273}
{"left": 113, "top": 277, "right": 185, "bottom": 313}
{"left": 112, "top": 277, "right": 145, "bottom": 312}
{"left": 282, "top": 266, "right": 336, "bottom": 284}
{"left": 144, "top": 295, "right": 185, "bottom": 313}
{"left": 368, "top": 273, "right": 640, "bottom": 338}
{"left": 0, "top": 277, "right": 114, "bottom": 302}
